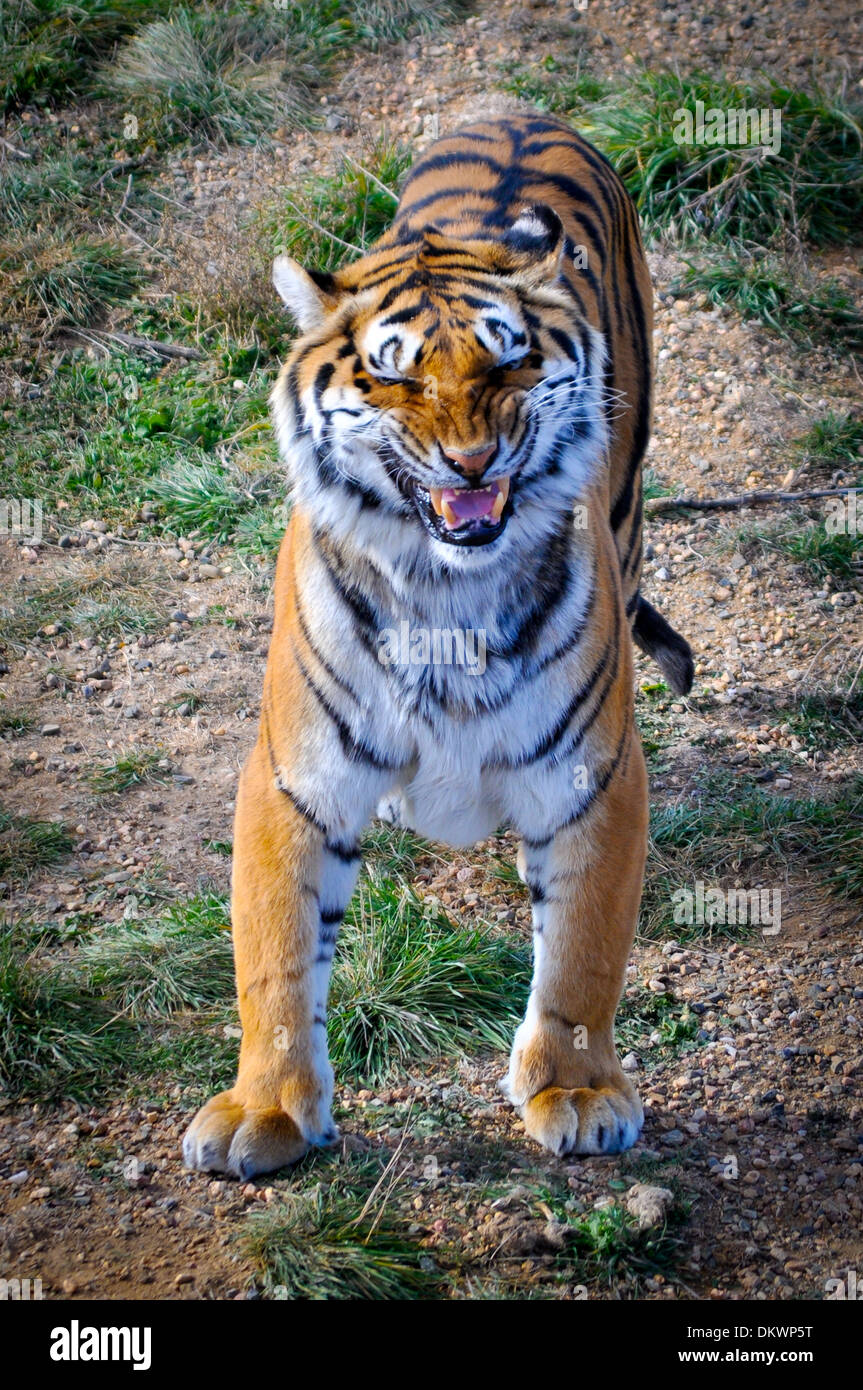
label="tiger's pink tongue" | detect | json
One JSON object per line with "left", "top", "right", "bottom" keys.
{"left": 441, "top": 487, "right": 496, "bottom": 524}
{"left": 428, "top": 477, "right": 509, "bottom": 529}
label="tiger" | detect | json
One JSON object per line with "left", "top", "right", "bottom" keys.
{"left": 183, "top": 113, "right": 694, "bottom": 1180}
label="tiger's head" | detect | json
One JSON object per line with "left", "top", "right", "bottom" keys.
{"left": 270, "top": 203, "right": 606, "bottom": 569}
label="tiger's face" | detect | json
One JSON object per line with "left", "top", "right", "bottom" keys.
{"left": 271, "top": 204, "right": 606, "bottom": 566}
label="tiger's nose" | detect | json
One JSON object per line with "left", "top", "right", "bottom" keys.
{"left": 441, "top": 443, "right": 496, "bottom": 476}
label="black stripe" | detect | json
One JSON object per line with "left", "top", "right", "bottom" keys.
{"left": 324, "top": 837, "right": 360, "bottom": 863}
{"left": 293, "top": 644, "right": 399, "bottom": 771}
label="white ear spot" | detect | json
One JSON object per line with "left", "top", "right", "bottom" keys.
{"left": 272, "top": 256, "right": 332, "bottom": 331}
{"left": 511, "top": 211, "right": 550, "bottom": 242}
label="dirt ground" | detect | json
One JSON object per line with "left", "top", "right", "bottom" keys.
{"left": 1, "top": 0, "right": 861, "bottom": 1300}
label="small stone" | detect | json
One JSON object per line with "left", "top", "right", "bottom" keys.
{"left": 625, "top": 1183, "right": 674, "bottom": 1230}
{"left": 41, "top": 723, "right": 60, "bottom": 736}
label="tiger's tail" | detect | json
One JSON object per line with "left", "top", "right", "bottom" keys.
{"left": 632, "top": 596, "right": 694, "bottom": 696}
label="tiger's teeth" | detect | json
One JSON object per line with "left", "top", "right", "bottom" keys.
{"left": 429, "top": 488, "right": 444, "bottom": 516}
{"left": 442, "top": 499, "right": 458, "bottom": 527}
{"left": 491, "top": 477, "right": 510, "bottom": 521}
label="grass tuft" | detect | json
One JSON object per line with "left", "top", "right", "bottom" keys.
{"left": 106, "top": 6, "right": 313, "bottom": 147}
{"left": 0, "top": 806, "right": 73, "bottom": 883}
{"left": 0, "top": 233, "right": 144, "bottom": 330}
{"left": 263, "top": 138, "right": 412, "bottom": 271}
{"left": 76, "top": 892, "right": 233, "bottom": 1017}
{"left": 242, "top": 1181, "right": 441, "bottom": 1300}
{"left": 0, "top": 925, "right": 129, "bottom": 1100}
{"left": 145, "top": 455, "right": 285, "bottom": 545}
{"left": 794, "top": 413, "right": 863, "bottom": 480}
{"left": 675, "top": 247, "right": 863, "bottom": 352}
{"left": 328, "top": 873, "right": 528, "bottom": 1083}
{"left": 643, "top": 774, "right": 863, "bottom": 940}
{"left": 583, "top": 71, "right": 863, "bottom": 246}
{"left": 347, "top": 0, "right": 466, "bottom": 50}
{"left": 0, "top": 0, "right": 171, "bottom": 110}
{"left": 736, "top": 514, "right": 862, "bottom": 582}
{"left": 88, "top": 749, "right": 168, "bottom": 794}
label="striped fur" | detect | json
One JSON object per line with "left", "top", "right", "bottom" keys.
{"left": 183, "top": 116, "right": 691, "bottom": 1180}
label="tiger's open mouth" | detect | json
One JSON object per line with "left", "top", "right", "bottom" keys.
{"left": 412, "top": 477, "right": 513, "bottom": 547}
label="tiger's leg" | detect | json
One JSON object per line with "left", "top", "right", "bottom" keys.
{"left": 506, "top": 739, "right": 648, "bottom": 1156}
{"left": 182, "top": 738, "right": 370, "bottom": 1180}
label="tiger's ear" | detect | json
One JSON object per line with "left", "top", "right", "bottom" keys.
{"left": 272, "top": 256, "right": 339, "bottom": 330}
{"left": 501, "top": 204, "right": 565, "bottom": 285}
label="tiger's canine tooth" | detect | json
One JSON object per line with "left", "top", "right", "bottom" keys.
{"left": 491, "top": 477, "right": 510, "bottom": 521}
{"left": 429, "top": 488, "right": 444, "bottom": 516}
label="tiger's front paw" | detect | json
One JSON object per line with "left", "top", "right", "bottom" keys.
{"left": 521, "top": 1081, "right": 643, "bottom": 1158}
{"left": 182, "top": 1090, "right": 336, "bottom": 1181}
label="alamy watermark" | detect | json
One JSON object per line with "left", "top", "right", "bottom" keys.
{"left": 825, "top": 1269, "right": 862, "bottom": 1300}
{"left": 0, "top": 1276, "right": 43, "bottom": 1300}
{"left": 672, "top": 882, "right": 781, "bottom": 936}
{"left": 673, "top": 101, "right": 782, "bottom": 155}
{"left": 377, "top": 621, "right": 487, "bottom": 676}
{"left": 824, "top": 490, "right": 861, "bottom": 535}
{"left": 0, "top": 498, "right": 42, "bottom": 543}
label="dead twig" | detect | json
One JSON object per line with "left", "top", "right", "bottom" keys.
{"left": 282, "top": 198, "right": 365, "bottom": 257}
{"left": 0, "top": 135, "right": 31, "bottom": 160}
{"left": 646, "top": 485, "right": 855, "bottom": 516}
{"left": 343, "top": 153, "right": 399, "bottom": 202}
{"left": 92, "top": 156, "right": 147, "bottom": 189}
{"left": 66, "top": 327, "right": 205, "bottom": 361}
{"left": 117, "top": 173, "right": 134, "bottom": 219}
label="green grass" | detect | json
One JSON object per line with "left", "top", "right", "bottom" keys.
{"left": 0, "top": 807, "right": 73, "bottom": 882}
{"left": 0, "top": 559, "right": 162, "bottom": 649}
{"left": 674, "top": 248, "right": 863, "bottom": 352}
{"left": 3, "top": 339, "right": 278, "bottom": 531}
{"left": 0, "top": 868, "right": 529, "bottom": 1101}
{"left": 242, "top": 1168, "right": 442, "bottom": 1300}
{"left": 0, "top": 924, "right": 130, "bottom": 1100}
{"left": 329, "top": 874, "right": 529, "bottom": 1084}
{"left": 105, "top": 7, "right": 309, "bottom": 148}
{"left": 794, "top": 413, "right": 863, "bottom": 479}
{"left": 203, "top": 837, "right": 232, "bottom": 855}
{"left": 262, "top": 138, "right": 412, "bottom": 271}
{"left": 88, "top": 748, "right": 168, "bottom": 794}
{"left": 2, "top": 0, "right": 465, "bottom": 116}
{"left": 642, "top": 774, "right": 863, "bottom": 940}
{"left": 76, "top": 892, "right": 233, "bottom": 1017}
{"left": 361, "top": 820, "right": 436, "bottom": 876}
{"left": 0, "top": 708, "right": 34, "bottom": 738}
{"left": 4, "top": 152, "right": 92, "bottom": 231}
{"left": 617, "top": 986, "right": 698, "bottom": 1061}
{"left": 581, "top": 71, "right": 863, "bottom": 246}
{"left": 0, "top": 0, "right": 172, "bottom": 110}
{"left": 145, "top": 456, "right": 286, "bottom": 547}
{"left": 347, "top": 0, "right": 466, "bottom": 50}
{"left": 769, "top": 690, "right": 863, "bottom": 751}
{"left": 560, "top": 1202, "right": 684, "bottom": 1292}
{"left": 499, "top": 56, "right": 607, "bottom": 114}
{"left": 736, "top": 515, "right": 862, "bottom": 582}
{"left": 138, "top": 1015, "right": 237, "bottom": 1098}
{"left": 0, "top": 232, "right": 145, "bottom": 330}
